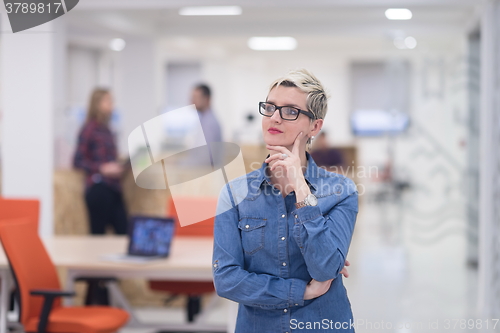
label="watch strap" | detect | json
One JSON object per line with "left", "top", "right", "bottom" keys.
{"left": 295, "top": 200, "right": 308, "bottom": 209}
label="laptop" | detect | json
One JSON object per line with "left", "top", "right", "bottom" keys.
{"left": 127, "top": 216, "right": 176, "bottom": 258}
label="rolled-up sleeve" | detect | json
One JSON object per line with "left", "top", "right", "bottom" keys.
{"left": 212, "top": 183, "right": 308, "bottom": 309}
{"left": 292, "top": 177, "right": 358, "bottom": 282}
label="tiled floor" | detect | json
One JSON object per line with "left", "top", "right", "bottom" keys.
{"left": 120, "top": 186, "right": 496, "bottom": 333}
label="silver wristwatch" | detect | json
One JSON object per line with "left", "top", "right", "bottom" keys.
{"left": 295, "top": 193, "right": 318, "bottom": 209}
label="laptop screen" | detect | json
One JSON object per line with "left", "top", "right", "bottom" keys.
{"left": 127, "top": 216, "right": 175, "bottom": 257}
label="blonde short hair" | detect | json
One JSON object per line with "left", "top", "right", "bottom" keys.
{"left": 268, "top": 69, "right": 329, "bottom": 121}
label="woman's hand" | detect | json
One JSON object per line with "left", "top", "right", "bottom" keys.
{"left": 265, "top": 131, "right": 309, "bottom": 196}
{"left": 303, "top": 260, "right": 351, "bottom": 300}
{"left": 304, "top": 279, "right": 333, "bottom": 300}
{"left": 340, "top": 260, "right": 350, "bottom": 278}
{"left": 99, "top": 162, "right": 123, "bottom": 178}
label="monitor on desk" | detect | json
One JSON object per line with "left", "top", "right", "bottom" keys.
{"left": 127, "top": 216, "right": 175, "bottom": 257}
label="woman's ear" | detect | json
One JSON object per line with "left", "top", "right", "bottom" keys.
{"left": 310, "top": 119, "right": 324, "bottom": 138}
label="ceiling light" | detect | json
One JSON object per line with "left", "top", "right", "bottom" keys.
{"left": 179, "top": 6, "right": 242, "bottom": 16}
{"left": 248, "top": 37, "right": 297, "bottom": 51}
{"left": 109, "top": 38, "right": 126, "bottom": 51}
{"left": 404, "top": 36, "right": 417, "bottom": 49}
{"left": 385, "top": 8, "right": 412, "bottom": 20}
{"left": 393, "top": 36, "right": 417, "bottom": 50}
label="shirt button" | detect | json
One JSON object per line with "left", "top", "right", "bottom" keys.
{"left": 283, "top": 309, "right": 288, "bottom": 313}
{"left": 213, "top": 264, "right": 218, "bottom": 268}
{"left": 281, "top": 214, "right": 285, "bottom": 218}
{"left": 281, "top": 236, "right": 285, "bottom": 241}
{"left": 278, "top": 191, "right": 281, "bottom": 195}
{"left": 295, "top": 303, "right": 299, "bottom": 306}
{"left": 282, "top": 262, "right": 287, "bottom": 266}
{"left": 245, "top": 225, "right": 249, "bottom": 229}
{"left": 294, "top": 214, "right": 298, "bottom": 218}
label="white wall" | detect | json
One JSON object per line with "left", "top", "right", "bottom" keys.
{"left": 1, "top": 16, "right": 67, "bottom": 237}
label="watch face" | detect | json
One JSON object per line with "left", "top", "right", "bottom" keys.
{"left": 307, "top": 194, "right": 318, "bottom": 206}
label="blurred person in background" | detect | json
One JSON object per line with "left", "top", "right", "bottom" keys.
{"left": 191, "top": 83, "right": 223, "bottom": 166}
{"left": 310, "top": 130, "right": 344, "bottom": 172}
{"left": 191, "top": 83, "right": 222, "bottom": 144}
{"left": 73, "top": 88, "right": 128, "bottom": 306}
{"left": 73, "top": 88, "right": 128, "bottom": 235}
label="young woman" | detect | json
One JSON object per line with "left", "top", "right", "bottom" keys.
{"left": 212, "top": 70, "right": 358, "bottom": 332}
{"left": 73, "top": 88, "right": 128, "bottom": 235}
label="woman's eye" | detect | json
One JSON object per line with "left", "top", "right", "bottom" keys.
{"left": 265, "top": 105, "right": 275, "bottom": 113}
{"left": 284, "top": 108, "right": 298, "bottom": 116}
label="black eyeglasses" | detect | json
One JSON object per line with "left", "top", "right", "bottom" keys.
{"left": 259, "top": 102, "right": 315, "bottom": 121}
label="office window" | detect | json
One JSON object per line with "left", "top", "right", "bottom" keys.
{"left": 350, "top": 60, "right": 410, "bottom": 136}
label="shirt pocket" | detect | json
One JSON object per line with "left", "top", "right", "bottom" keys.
{"left": 238, "top": 217, "right": 267, "bottom": 255}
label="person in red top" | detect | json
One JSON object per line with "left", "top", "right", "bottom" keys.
{"left": 73, "top": 88, "right": 127, "bottom": 235}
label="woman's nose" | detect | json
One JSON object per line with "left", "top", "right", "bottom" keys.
{"left": 270, "top": 109, "right": 282, "bottom": 123}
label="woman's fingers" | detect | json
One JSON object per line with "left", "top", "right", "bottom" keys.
{"left": 266, "top": 145, "right": 292, "bottom": 156}
{"left": 270, "top": 161, "right": 285, "bottom": 172}
{"left": 264, "top": 152, "right": 288, "bottom": 163}
{"left": 345, "top": 260, "right": 350, "bottom": 266}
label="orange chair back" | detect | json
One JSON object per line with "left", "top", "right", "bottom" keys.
{"left": 167, "top": 197, "right": 217, "bottom": 237}
{"left": 0, "top": 198, "right": 39, "bottom": 227}
{"left": 0, "top": 219, "right": 61, "bottom": 326}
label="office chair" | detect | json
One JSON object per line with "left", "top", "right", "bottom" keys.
{"left": 0, "top": 197, "right": 39, "bottom": 226}
{"left": 0, "top": 218, "right": 129, "bottom": 333}
{"left": 149, "top": 196, "right": 217, "bottom": 323}
{"left": 0, "top": 198, "right": 40, "bottom": 317}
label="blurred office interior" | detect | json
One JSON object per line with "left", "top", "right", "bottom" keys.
{"left": 0, "top": 0, "right": 499, "bottom": 332}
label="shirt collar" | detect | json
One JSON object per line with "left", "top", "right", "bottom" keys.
{"left": 255, "top": 151, "right": 318, "bottom": 192}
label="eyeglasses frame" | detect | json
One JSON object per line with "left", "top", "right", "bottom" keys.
{"left": 259, "top": 101, "right": 316, "bottom": 121}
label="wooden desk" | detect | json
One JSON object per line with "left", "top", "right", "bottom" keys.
{"left": 50, "top": 236, "right": 214, "bottom": 280}
{"left": 0, "top": 236, "right": 234, "bottom": 333}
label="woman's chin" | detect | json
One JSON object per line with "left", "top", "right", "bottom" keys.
{"left": 264, "top": 140, "right": 292, "bottom": 149}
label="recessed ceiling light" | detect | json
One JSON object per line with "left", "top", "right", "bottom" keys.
{"left": 109, "top": 38, "right": 126, "bottom": 51}
{"left": 248, "top": 37, "right": 297, "bottom": 51}
{"left": 404, "top": 36, "right": 417, "bottom": 49}
{"left": 385, "top": 8, "right": 412, "bottom": 20}
{"left": 179, "top": 6, "right": 242, "bottom": 16}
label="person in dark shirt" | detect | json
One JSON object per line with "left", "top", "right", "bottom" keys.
{"left": 310, "top": 130, "right": 344, "bottom": 171}
{"left": 73, "top": 88, "right": 127, "bottom": 235}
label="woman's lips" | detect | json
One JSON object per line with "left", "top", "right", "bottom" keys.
{"left": 268, "top": 128, "right": 283, "bottom": 134}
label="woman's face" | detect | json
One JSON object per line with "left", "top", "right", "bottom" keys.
{"left": 262, "top": 85, "right": 322, "bottom": 151}
{"left": 99, "top": 93, "right": 114, "bottom": 115}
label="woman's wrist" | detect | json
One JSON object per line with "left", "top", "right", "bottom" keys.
{"left": 294, "top": 177, "right": 311, "bottom": 202}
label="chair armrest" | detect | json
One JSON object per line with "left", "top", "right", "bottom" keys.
{"left": 30, "top": 289, "right": 76, "bottom": 333}
{"left": 30, "top": 289, "right": 76, "bottom": 297}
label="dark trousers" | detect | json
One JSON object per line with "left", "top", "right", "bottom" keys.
{"left": 84, "top": 182, "right": 128, "bottom": 305}
{"left": 85, "top": 182, "right": 128, "bottom": 235}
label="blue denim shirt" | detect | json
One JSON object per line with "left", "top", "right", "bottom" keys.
{"left": 212, "top": 152, "right": 358, "bottom": 332}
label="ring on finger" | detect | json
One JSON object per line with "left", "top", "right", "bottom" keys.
{"left": 280, "top": 153, "right": 288, "bottom": 159}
